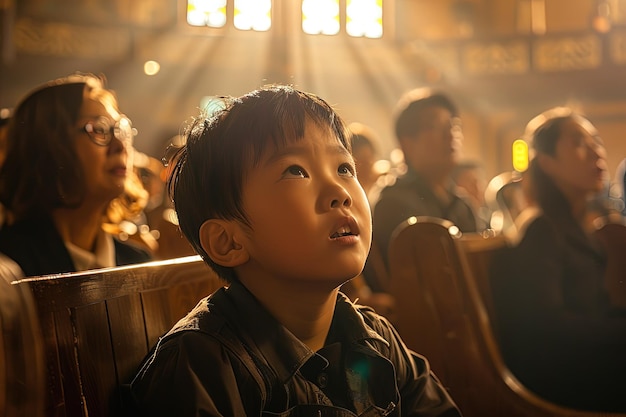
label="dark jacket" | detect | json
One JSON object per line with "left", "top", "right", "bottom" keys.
{"left": 0, "top": 216, "right": 152, "bottom": 277}
{"left": 373, "top": 169, "right": 477, "bottom": 266}
{"left": 129, "top": 281, "right": 462, "bottom": 417}
{"left": 490, "top": 210, "right": 626, "bottom": 412}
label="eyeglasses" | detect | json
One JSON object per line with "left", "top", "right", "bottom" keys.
{"left": 79, "top": 115, "right": 136, "bottom": 147}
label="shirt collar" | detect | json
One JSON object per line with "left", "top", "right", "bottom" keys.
{"left": 221, "top": 281, "right": 388, "bottom": 384}
{"left": 64, "top": 229, "right": 116, "bottom": 271}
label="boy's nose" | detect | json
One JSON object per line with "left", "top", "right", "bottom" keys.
{"left": 329, "top": 187, "right": 352, "bottom": 209}
{"left": 318, "top": 177, "right": 353, "bottom": 211}
{"left": 331, "top": 195, "right": 351, "bottom": 209}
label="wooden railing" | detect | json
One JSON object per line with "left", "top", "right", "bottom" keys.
{"left": 387, "top": 216, "right": 626, "bottom": 417}
{"left": 11, "top": 255, "right": 224, "bottom": 417}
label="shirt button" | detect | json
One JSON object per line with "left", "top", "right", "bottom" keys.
{"left": 317, "top": 372, "right": 328, "bottom": 388}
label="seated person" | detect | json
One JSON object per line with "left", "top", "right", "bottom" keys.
{"left": 373, "top": 89, "right": 477, "bottom": 266}
{"left": 0, "top": 73, "right": 152, "bottom": 277}
{"left": 128, "top": 85, "right": 462, "bottom": 416}
{"left": 490, "top": 107, "right": 626, "bottom": 412}
{"left": 451, "top": 160, "right": 492, "bottom": 231}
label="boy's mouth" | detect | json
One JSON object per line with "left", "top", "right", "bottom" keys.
{"left": 331, "top": 226, "right": 356, "bottom": 239}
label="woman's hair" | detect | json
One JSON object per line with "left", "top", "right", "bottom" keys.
{"left": 168, "top": 84, "right": 350, "bottom": 282}
{"left": 105, "top": 169, "right": 149, "bottom": 228}
{"left": 525, "top": 112, "right": 579, "bottom": 217}
{"left": 0, "top": 73, "right": 145, "bottom": 224}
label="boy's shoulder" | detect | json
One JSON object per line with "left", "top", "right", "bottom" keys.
{"left": 161, "top": 286, "right": 253, "bottom": 354}
{"left": 135, "top": 286, "right": 274, "bottom": 398}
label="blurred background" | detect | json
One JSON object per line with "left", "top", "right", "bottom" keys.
{"left": 1, "top": 0, "right": 625, "bottom": 181}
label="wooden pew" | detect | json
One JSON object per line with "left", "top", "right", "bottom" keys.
{"left": 387, "top": 216, "right": 626, "bottom": 417}
{"left": 1, "top": 256, "right": 45, "bottom": 417}
{"left": 456, "top": 231, "right": 506, "bottom": 320}
{"left": 12, "top": 255, "right": 224, "bottom": 417}
{"left": 387, "top": 216, "right": 470, "bottom": 405}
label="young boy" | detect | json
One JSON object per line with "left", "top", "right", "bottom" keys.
{"left": 128, "top": 85, "right": 462, "bottom": 416}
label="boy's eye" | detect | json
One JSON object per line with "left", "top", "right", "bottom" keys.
{"left": 283, "top": 165, "right": 308, "bottom": 179}
{"left": 338, "top": 163, "right": 355, "bottom": 177}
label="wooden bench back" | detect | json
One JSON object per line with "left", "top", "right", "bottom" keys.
{"left": 13, "top": 255, "right": 224, "bottom": 417}
{"left": 456, "top": 231, "right": 626, "bottom": 417}
{"left": 387, "top": 216, "right": 472, "bottom": 403}
{"left": 456, "top": 232, "right": 506, "bottom": 320}
{"left": 1, "top": 256, "right": 45, "bottom": 417}
{"left": 387, "top": 216, "right": 626, "bottom": 417}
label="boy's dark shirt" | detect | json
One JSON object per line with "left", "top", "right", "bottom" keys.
{"left": 129, "top": 280, "right": 462, "bottom": 416}
{"left": 373, "top": 168, "right": 477, "bottom": 266}
{"left": 0, "top": 216, "right": 152, "bottom": 277}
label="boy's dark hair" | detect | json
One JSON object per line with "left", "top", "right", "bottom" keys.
{"left": 394, "top": 89, "right": 458, "bottom": 140}
{"left": 168, "top": 84, "right": 351, "bottom": 283}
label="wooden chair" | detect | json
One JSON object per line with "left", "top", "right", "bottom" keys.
{"left": 456, "top": 229, "right": 626, "bottom": 417}
{"left": 456, "top": 231, "right": 506, "bottom": 320}
{"left": 387, "top": 216, "right": 626, "bottom": 417}
{"left": 484, "top": 171, "right": 526, "bottom": 235}
{"left": 12, "top": 255, "right": 224, "bottom": 417}
{"left": 387, "top": 216, "right": 471, "bottom": 406}
{"left": 0, "top": 255, "right": 45, "bottom": 417}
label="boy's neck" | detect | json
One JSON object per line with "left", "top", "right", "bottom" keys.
{"left": 240, "top": 277, "right": 339, "bottom": 352}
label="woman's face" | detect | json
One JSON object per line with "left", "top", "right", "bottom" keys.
{"left": 539, "top": 117, "right": 607, "bottom": 198}
{"left": 73, "top": 94, "right": 132, "bottom": 205}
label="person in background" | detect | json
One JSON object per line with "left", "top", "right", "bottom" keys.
{"left": 490, "top": 108, "right": 626, "bottom": 412}
{"left": 128, "top": 85, "right": 462, "bottom": 417}
{"left": 373, "top": 88, "right": 477, "bottom": 266}
{"left": 451, "top": 160, "right": 491, "bottom": 231}
{"left": 348, "top": 122, "right": 384, "bottom": 206}
{"left": 134, "top": 150, "right": 195, "bottom": 260}
{"left": 343, "top": 122, "right": 394, "bottom": 301}
{"left": 0, "top": 73, "right": 152, "bottom": 277}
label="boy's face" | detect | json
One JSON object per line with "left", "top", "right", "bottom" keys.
{"left": 235, "top": 118, "right": 372, "bottom": 289}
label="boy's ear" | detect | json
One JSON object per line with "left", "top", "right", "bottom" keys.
{"left": 198, "top": 219, "right": 249, "bottom": 267}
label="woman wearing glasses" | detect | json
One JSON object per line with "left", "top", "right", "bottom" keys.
{"left": 0, "top": 73, "right": 152, "bottom": 277}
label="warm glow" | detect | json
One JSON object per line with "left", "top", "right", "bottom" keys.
{"left": 346, "top": 0, "right": 383, "bottom": 38}
{"left": 302, "top": 0, "right": 340, "bottom": 35}
{"left": 512, "top": 139, "right": 529, "bottom": 172}
{"left": 143, "top": 60, "right": 160, "bottom": 76}
{"left": 234, "top": 0, "right": 271, "bottom": 31}
{"left": 448, "top": 225, "right": 461, "bottom": 237}
{"left": 187, "top": 0, "right": 227, "bottom": 28}
{"left": 200, "top": 96, "right": 227, "bottom": 116}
